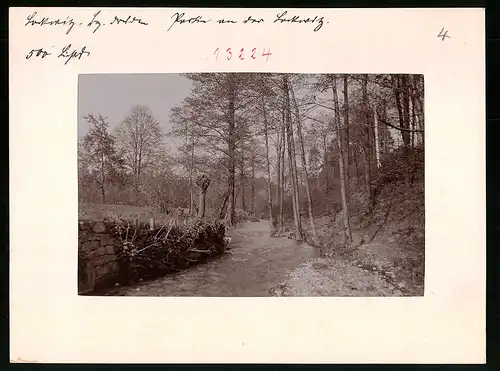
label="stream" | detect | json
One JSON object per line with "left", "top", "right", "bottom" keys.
{"left": 107, "top": 220, "right": 320, "bottom": 296}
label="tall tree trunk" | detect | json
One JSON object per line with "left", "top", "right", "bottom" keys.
{"left": 417, "top": 75, "right": 425, "bottom": 145}
{"left": 218, "top": 191, "right": 230, "bottom": 219}
{"left": 290, "top": 82, "right": 319, "bottom": 242}
{"left": 275, "top": 119, "right": 282, "bottom": 231}
{"left": 409, "top": 74, "right": 425, "bottom": 146}
{"left": 410, "top": 96, "right": 415, "bottom": 147}
{"left": 137, "top": 144, "right": 143, "bottom": 205}
{"left": 225, "top": 81, "right": 237, "bottom": 226}
{"left": 373, "top": 104, "right": 382, "bottom": 169}
{"left": 133, "top": 141, "right": 139, "bottom": 205}
{"left": 392, "top": 75, "right": 410, "bottom": 186}
{"left": 279, "top": 123, "right": 285, "bottom": 230}
{"left": 234, "top": 185, "right": 241, "bottom": 201}
{"left": 332, "top": 75, "right": 352, "bottom": 246}
{"left": 289, "top": 110, "right": 301, "bottom": 223}
{"left": 263, "top": 100, "right": 274, "bottom": 227}
{"left": 189, "top": 178, "right": 194, "bottom": 214}
{"left": 383, "top": 101, "right": 390, "bottom": 154}
{"left": 250, "top": 149, "right": 255, "bottom": 214}
{"left": 362, "top": 76, "right": 373, "bottom": 204}
{"left": 189, "top": 135, "right": 195, "bottom": 215}
{"left": 286, "top": 124, "right": 302, "bottom": 240}
{"left": 134, "top": 175, "right": 140, "bottom": 205}
{"left": 392, "top": 75, "right": 405, "bottom": 147}
{"left": 343, "top": 75, "right": 350, "bottom": 176}
{"left": 276, "top": 110, "right": 286, "bottom": 233}
{"left": 100, "top": 153, "right": 106, "bottom": 204}
{"left": 354, "top": 145, "right": 360, "bottom": 183}
{"left": 401, "top": 74, "right": 412, "bottom": 187}
{"left": 401, "top": 75, "right": 411, "bottom": 146}
{"left": 284, "top": 75, "right": 303, "bottom": 240}
{"left": 322, "top": 136, "right": 329, "bottom": 190}
{"left": 240, "top": 152, "right": 246, "bottom": 211}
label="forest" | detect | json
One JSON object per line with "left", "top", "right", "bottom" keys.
{"left": 79, "top": 73, "right": 425, "bottom": 294}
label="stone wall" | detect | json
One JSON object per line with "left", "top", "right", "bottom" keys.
{"left": 78, "top": 220, "right": 122, "bottom": 294}
{"left": 78, "top": 218, "right": 228, "bottom": 295}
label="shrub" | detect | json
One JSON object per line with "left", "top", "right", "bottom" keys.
{"left": 107, "top": 216, "right": 226, "bottom": 283}
{"left": 377, "top": 146, "right": 424, "bottom": 186}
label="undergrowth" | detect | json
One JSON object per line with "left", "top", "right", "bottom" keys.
{"left": 82, "top": 215, "right": 227, "bottom": 289}
{"left": 285, "top": 146, "right": 425, "bottom": 294}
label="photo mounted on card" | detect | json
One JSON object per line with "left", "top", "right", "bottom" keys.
{"left": 76, "top": 72, "right": 425, "bottom": 298}
{"left": 10, "top": 7, "right": 485, "bottom": 364}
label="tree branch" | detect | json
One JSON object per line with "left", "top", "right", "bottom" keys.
{"left": 377, "top": 112, "right": 424, "bottom": 133}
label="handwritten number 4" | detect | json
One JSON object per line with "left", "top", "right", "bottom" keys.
{"left": 262, "top": 48, "right": 272, "bottom": 62}
{"left": 437, "top": 27, "right": 450, "bottom": 41}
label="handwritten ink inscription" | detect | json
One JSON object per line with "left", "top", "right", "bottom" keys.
{"left": 24, "top": 10, "right": 329, "bottom": 35}
{"left": 166, "top": 11, "right": 326, "bottom": 32}
{"left": 25, "top": 12, "right": 77, "bottom": 35}
{"left": 25, "top": 47, "right": 52, "bottom": 59}
{"left": 242, "top": 16, "right": 264, "bottom": 24}
{"left": 167, "top": 12, "right": 211, "bottom": 31}
{"left": 213, "top": 47, "right": 272, "bottom": 62}
{"left": 25, "top": 10, "right": 149, "bottom": 35}
{"left": 22, "top": 10, "right": 330, "bottom": 63}
{"left": 58, "top": 44, "right": 91, "bottom": 65}
{"left": 274, "top": 11, "right": 325, "bottom": 32}
{"left": 110, "top": 15, "right": 148, "bottom": 25}
{"left": 26, "top": 44, "right": 90, "bottom": 65}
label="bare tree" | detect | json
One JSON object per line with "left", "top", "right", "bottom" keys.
{"left": 290, "top": 80, "right": 319, "bottom": 243}
{"left": 261, "top": 98, "right": 274, "bottom": 228}
{"left": 361, "top": 75, "right": 374, "bottom": 203}
{"left": 169, "top": 105, "right": 199, "bottom": 214}
{"left": 250, "top": 147, "right": 256, "bottom": 215}
{"left": 343, "top": 74, "right": 351, "bottom": 175}
{"left": 81, "top": 114, "right": 123, "bottom": 204}
{"left": 331, "top": 75, "right": 352, "bottom": 246}
{"left": 409, "top": 74, "right": 425, "bottom": 146}
{"left": 276, "top": 95, "right": 286, "bottom": 234}
{"left": 283, "top": 75, "right": 303, "bottom": 240}
{"left": 373, "top": 103, "right": 382, "bottom": 169}
{"left": 115, "top": 105, "right": 164, "bottom": 205}
{"left": 171, "top": 73, "right": 256, "bottom": 225}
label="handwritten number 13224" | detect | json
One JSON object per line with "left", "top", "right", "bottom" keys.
{"left": 213, "top": 47, "right": 272, "bottom": 62}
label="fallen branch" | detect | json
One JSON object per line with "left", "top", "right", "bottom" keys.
{"left": 162, "top": 220, "right": 175, "bottom": 243}
{"left": 135, "top": 242, "right": 160, "bottom": 255}
{"left": 188, "top": 249, "right": 212, "bottom": 254}
{"left": 154, "top": 219, "right": 171, "bottom": 240}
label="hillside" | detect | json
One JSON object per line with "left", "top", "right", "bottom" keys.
{"left": 281, "top": 147, "right": 425, "bottom": 296}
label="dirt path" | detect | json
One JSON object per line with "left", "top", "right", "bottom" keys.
{"left": 107, "top": 220, "right": 405, "bottom": 297}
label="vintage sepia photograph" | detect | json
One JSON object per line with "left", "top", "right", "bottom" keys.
{"left": 78, "top": 73, "right": 425, "bottom": 297}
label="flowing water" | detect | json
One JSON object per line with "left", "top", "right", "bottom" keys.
{"left": 108, "top": 220, "right": 320, "bottom": 297}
